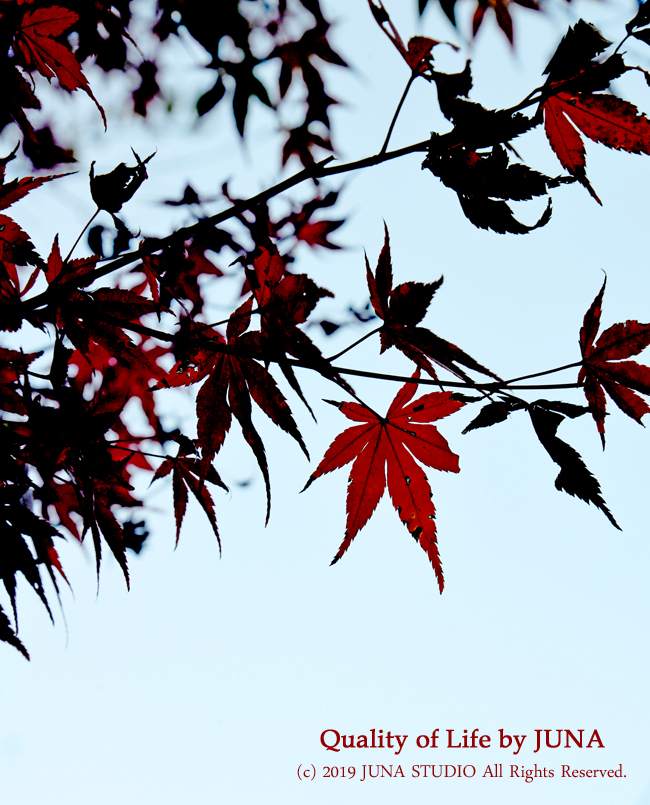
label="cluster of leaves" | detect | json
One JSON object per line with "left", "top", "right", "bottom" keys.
{"left": 420, "top": 0, "right": 570, "bottom": 45}
{"left": 0, "top": 0, "right": 346, "bottom": 169}
{"left": 4, "top": 0, "right": 650, "bottom": 658}
{"left": 419, "top": 14, "right": 650, "bottom": 232}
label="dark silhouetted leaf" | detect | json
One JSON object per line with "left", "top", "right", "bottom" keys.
{"left": 458, "top": 194, "right": 552, "bottom": 234}
{"left": 579, "top": 278, "right": 650, "bottom": 445}
{"left": 366, "top": 226, "right": 500, "bottom": 383}
{"left": 529, "top": 404, "right": 620, "bottom": 529}
{"left": 90, "top": 150, "right": 155, "bottom": 213}
{"left": 462, "top": 395, "right": 524, "bottom": 433}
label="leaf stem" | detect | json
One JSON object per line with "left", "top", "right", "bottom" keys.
{"left": 502, "top": 360, "right": 582, "bottom": 385}
{"left": 21, "top": 147, "right": 435, "bottom": 311}
{"left": 613, "top": 32, "right": 632, "bottom": 56}
{"left": 19, "top": 68, "right": 573, "bottom": 316}
{"left": 324, "top": 362, "right": 581, "bottom": 390}
{"left": 199, "top": 305, "right": 261, "bottom": 332}
{"left": 70, "top": 311, "right": 584, "bottom": 394}
{"left": 325, "top": 326, "right": 382, "bottom": 361}
{"left": 63, "top": 208, "right": 100, "bottom": 265}
{"left": 106, "top": 443, "right": 169, "bottom": 460}
{"left": 380, "top": 73, "right": 416, "bottom": 155}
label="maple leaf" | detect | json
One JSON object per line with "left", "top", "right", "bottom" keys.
{"left": 462, "top": 395, "right": 588, "bottom": 434}
{"left": 128, "top": 227, "right": 232, "bottom": 313}
{"left": 274, "top": 190, "right": 343, "bottom": 249}
{"left": 366, "top": 0, "right": 453, "bottom": 76}
{"left": 53, "top": 286, "right": 167, "bottom": 385}
{"left": 542, "top": 94, "right": 600, "bottom": 203}
{"left": 163, "top": 299, "right": 310, "bottom": 524}
{"left": 272, "top": 19, "right": 347, "bottom": 98}
{"left": 0, "top": 604, "right": 29, "bottom": 660}
{"left": 0, "top": 144, "right": 61, "bottom": 210}
{"left": 543, "top": 93, "right": 650, "bottom": 203}
{"left": 542, "top": 20, "right": 622, "bottom": 91}
{"left": 528, "top": 404, "right": 620, "bottom": 530}
{"left": 161, "top": 2, "right": 277, "bottom": 132}
{"left": 578, "top": 278, "right": 650, "bottom": 446}
{"left": 0, "top": 524, "right": 51, "bottom": 624}
{"left": 539, "top": 20, "right": 650, "bottom": 201}
{"left": 462, "top": 395, "right": 618, "bottom": 527}
{"left": 424, "top": 143, "right": 558, "bottom": 233}
{"left": 462, "top": 393, "right": 526, "bottom": 433}
{"left": 0, "top": 482, "right": 72, "bottom": 651}
{"left": 471, "top": 0, "right": 538, "bottom": 45}
{"left": 366, "top": 225, "right": 500, "bottom": 384}
{"left": 0, "top": 346, "right": 41, "bottom": 414}
{"left": 22, "top": 123, "right": 75, "bottom": 169}
{"left": 420, "top": 0, "right": 539, "bottom": 42}
{"left": 281, "top": 123, "right": 333, "bottom": 168}
{"left": 14, "top": 6, "right": 106, "bottom": 128}
{"left": 242, "top": 245, "right": 353, "bottom": 413}
{"left": 89, "top": 150, "right": 155, "bottom": 213}
{"left": 551, "top": 95, "right": 650, "bottom": 154}
{"left": 0, "top": 214, "right": 42, "bottom": 268}
{"left": 0, "top": 173, "right": 58, "bottom": 210}
{"left": 153, "top": 455, "right": 227, "bottom": 549}
{"left": 228, "top": 55, "right": 274, "bottom": 136}
{"left": 45, "top": 239, "right": 99, "bottom": 288}
{"left": 269, "top": 16, "right": 345, "bottom": 152}
{"left": 303, "top": 371, "right": 463, "bottom": 591}
{"left": 295, "top": 220, "right": 343, "bottom": 249}
{"left": 133, "top": 60, "right": 160, "bottom": 116}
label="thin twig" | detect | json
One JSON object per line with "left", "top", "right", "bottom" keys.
{"left": 68, "top": 311, "right": 584, "bottom": 395}
{"left": 502, "top": 360, "right": 582, "bottom": 385}
{"left": 325, "top": 326, "right": 382, "bottom": 361}
{"left": 323, "top": 363, "right": 581, "bottom": 391}
{"left": 21, "top": 147, "right": 428, "bottom": 310}
{"left": 63, "top": 208, "right": 100, "bottom": 264}
{"left": 380, "top": 74, "right": 416, "bottom": 155}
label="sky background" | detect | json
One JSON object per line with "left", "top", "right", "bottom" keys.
{"left": 1, "top": 0, "right": 650, "bottom": 803}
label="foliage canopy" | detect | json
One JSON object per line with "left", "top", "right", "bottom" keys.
{"left": 3, "top": 0, "right": 650, "bottom": 657}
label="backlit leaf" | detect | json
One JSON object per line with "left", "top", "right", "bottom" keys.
{"left": 303, "top": 371, "right": 463, "bottom": 591}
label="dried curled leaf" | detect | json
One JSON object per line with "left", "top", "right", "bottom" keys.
{"left": 89, "top": 150, "right": 155, "bottom": 213}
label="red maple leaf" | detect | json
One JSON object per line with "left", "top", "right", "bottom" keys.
{"left": 426, "top": 0, "right": 540, "bottom": 43}
{"left": 471, "top": 0, "right": 539, "bottom": 45}
{"left": 14, "top": 6, "right": 106, "bottom": 127}
{"left": 152, "top": 455, "right": 227, "bottom": 549}
{"left": 0, "top": 346, "right": 41, "bottom": 414}
{"left": 242, "top": 245, "right": 353, "bottom": 411}
{"left": 303, "top": 371, "right": 463, "bottom": 591}
{"left": 274, "top": 190, "right": 343, "bottom": 250}
{"left": 543, "top": 92, "right": 650, "bottom": 202}
{"left": 295, "top": 219, "right": 343, "bottom": 249}
{"left": 194, "top": 325, "right": 309, "bottom": 524}
{"left": 0, "top": 162, "right": 60, "bottom": 211}
{"left": 163, "top": 297, "right": 310, "bottom": 524}
{"left": 579, "top": 277, "right": 650, "bottom": 446}
{"left": 367, "top": 0, "right": 449, "bottom": 74}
